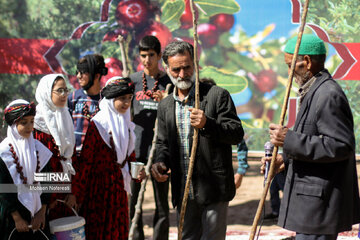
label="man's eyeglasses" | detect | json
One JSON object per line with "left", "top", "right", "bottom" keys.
{"left": 53, "top": 88, "right": 70, "bottom": 96}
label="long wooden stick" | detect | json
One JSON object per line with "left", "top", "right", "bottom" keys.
{"left": 178, "top": 0, "right": 200, "bottom": 239}
{"left": 249, "top": 0, "right": 310, "bottom": 239}
{"left": 128, "top": 84, "right": 172, "bottom": 240}
{"left": 128, "top": 121, "right": 157, "bottom": 240}
{"left": 117, "top": 35, "right": 130, "bottom": 77}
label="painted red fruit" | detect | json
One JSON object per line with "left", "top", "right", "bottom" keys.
{"left": 102, "top": 58, "right": 123, "bottom": 87}
{"left": 197, "top": 23, "right": 219, "bottom": 48}
{"left": 68, "top": 75, "right": 79, "bottom": 89}
{"left": 115, "top": 0, "right": 150, "bottom": 30}
{"left": 136, "top": 21, "right": 173, "bottom": 50}
{"left": 180, "top": 0, "right": 199, "bottom": 29}
{"left": 210, "top": 14, "right": 235, "bottom": 32}
{"left": 102, "top": 29, "right": 129, "bottom": 42}
{"left": 254, "top": 69, "right": 278, "bottom": 93}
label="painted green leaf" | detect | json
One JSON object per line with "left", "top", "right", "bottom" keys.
{"left": 194, "top": 0, "right": 240, "bottom": 16}
{"left": 200, "top": 66, "right": 248, "bottom": 94}
{"left": 157, "top": 0, "right": 168, "bottom": 6}
{"left": 161, "top": 0, "right": 185, "bottom": 32}
{"left": 227, "top": 52, "right": 262, "bottom": 73}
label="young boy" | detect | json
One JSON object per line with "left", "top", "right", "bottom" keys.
{"left": 67, "top": 53, "right": 108, "bottom": 155}
{"left": 129, "top": 36, "right": 172, "bottom": 240}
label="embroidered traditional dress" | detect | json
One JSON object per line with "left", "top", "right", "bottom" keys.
{"left": 72, "top": 77, "right": 137, "bottom": 240}
{"left": 72, "top": 122, "right": 135, "bottom": 240}
{"left": 33, "top": 129, "right": 76, "bottom": 220}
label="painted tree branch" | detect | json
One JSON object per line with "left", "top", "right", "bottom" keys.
{"left": 178, "top": 0, "right": 200, "bottom": 239}
{"left": 117, "top": 35, "right": 130, "bottom": 78}
{"left": 249, "top": 0, "right": 310, "bottom": 239}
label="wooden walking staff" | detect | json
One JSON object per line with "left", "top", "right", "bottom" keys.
{"left": 178, "top": 0, "right": 200, "bottom": 239}
{"left": 249, "top": 0, "right": 310, "bottom": 239}
{"left": 128, "top": 84, "right": 172, "bottom": 240}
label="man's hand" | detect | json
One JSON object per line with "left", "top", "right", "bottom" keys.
{"left": 260, "top": 154, "right": 285, "bottom": 175}
{"left": 269, "top": 123, "right": 288, "bottom": 147}
{"left": 151, "top": 162, "right": 169, "bottom": 182}
{"left": 189, "top": 108, "right": 206, "bottom": 129}
{"left": 153, "top": 90, "right": 165, "bottom": 102}
{"left": 234, "top": 173, "right": 244, "bottom": 189}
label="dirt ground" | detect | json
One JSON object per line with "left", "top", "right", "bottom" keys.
{"left": 138, "top": 159, "right": 360, "bottom": 239}
{"left": 138, "top": 159, "right": 285, "bottom": 237}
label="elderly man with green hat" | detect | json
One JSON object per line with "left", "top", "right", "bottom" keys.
{"left": 262, "top": 34, "right": 360, "bottom": 240}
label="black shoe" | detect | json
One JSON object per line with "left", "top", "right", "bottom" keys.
{"left": 264, "top": 213, "right": 279, "bottom": 220}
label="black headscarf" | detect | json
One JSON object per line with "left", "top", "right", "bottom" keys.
{"left": 101, "top": 77, "right": 135, "bottom": 99}
{"left": 4, "top": 101, "right": 36, "bottom": 126}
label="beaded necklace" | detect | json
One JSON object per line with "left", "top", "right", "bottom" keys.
{"left": 9, "top": 143, "right": 40, "bottom": 184}
{"left": 142, "top": 72, "right": 160, "bottom": 99}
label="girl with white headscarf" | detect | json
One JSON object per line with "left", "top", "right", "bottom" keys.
{"left": 33, "top": 74, "right": 76, "bottom": 220}
{"left": 71, "top": 76, "right": 144, "bottom": 240}
{"left": 0, "top": 99, "right": 52, "bottom": 240}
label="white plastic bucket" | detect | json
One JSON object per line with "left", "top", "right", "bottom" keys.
{"left": 48, "top": 199, "right": 86, "bottom": 240}
{"left": 49, "top": 216, "right": 85, "bottom": 240}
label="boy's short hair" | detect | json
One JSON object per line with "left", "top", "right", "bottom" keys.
{"left": 139, "top": 36, "right": 161, "bottom": 54}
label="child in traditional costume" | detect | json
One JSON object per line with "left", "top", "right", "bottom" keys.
{"left": 0, "top": 100, "right": 52, "bottom": 240}
{"left": 33, "top": 74, "right": 77, "bottom": 220}
{"left": 72, "top": 77, "right": 144, "bottom": 240}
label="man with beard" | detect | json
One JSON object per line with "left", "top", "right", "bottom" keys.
{"left": 151, "top": 41, "right": 244, "bottom": 239}
{"left": 262, "top": 34, "right": 360, "bottom": 240}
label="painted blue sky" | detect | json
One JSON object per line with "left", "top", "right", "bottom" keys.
{"left": 232, "top": 0, "right": 296, "bottom": 39}
{"left": 231, "top": 0, "right": 336, "bottom": 56}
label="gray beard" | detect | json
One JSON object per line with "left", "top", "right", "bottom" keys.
{"left": 166, "top": 69, "right": 195, "bottom": 90}
{"left": 296, "top": 71, "right": 312, "bottom": 87}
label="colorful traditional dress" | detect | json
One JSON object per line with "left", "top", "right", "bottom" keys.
{"left": 73, "top": 122, "right": 134, "bottom": 239}
{"left": 33, "top": 129, "right": 76, "bottom": 220}
{"left": 72, "top": 77, "right": 137, "bottom": 240}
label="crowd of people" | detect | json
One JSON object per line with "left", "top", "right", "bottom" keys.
{"left": 0, "top": 34, "right": 359, "bottom": 240}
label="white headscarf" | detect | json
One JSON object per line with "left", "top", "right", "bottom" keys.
{"left": 92, "top": 77, "right": 136, "bottom": 194}
{"left": 0, "top": 99, "right": 52, "bottom": 217}
{"left": 34, "top": 74, "right": 76, "bottom": 175}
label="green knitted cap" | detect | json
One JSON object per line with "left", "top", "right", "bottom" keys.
{"left": 284, "top": 34, "right": 326, "bottom": 55}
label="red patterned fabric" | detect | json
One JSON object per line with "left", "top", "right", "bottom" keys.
{"left": 72, "top": 121, "right": 133, "bottom": 240}
{"left": 33, "top": 129, "right": 76, "bottom": 220}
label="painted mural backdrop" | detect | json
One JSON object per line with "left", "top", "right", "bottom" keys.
{"left": 1, "top": 0, "right": 360, "bottom": 152}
